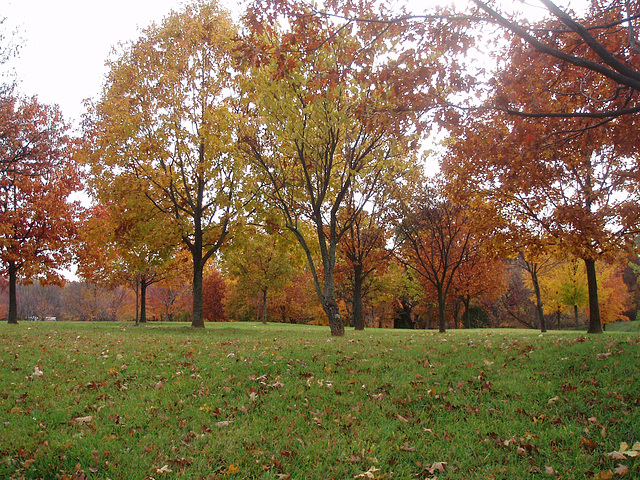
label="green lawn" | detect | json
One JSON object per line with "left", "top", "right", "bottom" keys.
{"left": 1, "top": 322, "right": 639, "bottom": 479}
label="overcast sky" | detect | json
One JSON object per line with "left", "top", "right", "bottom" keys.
{"left": 3, "top": 0, "right": 571, "bottom": 128}
{"left": 3, "top": 0, "right": 198, "bottom": 125}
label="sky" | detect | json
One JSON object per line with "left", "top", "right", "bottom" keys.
{"left": 2, "top": 0, "right": 570, "bottom": 128}
{"left": 3, "top": 0, "right": 198, "bottom": 125}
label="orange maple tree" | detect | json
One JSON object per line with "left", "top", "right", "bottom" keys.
{"left": 0, "top": 95, "right": 81, "bottom": 324}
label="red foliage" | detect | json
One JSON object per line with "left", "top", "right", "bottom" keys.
{"left": 202, "top": 269, "right": 227, "bottom": 322}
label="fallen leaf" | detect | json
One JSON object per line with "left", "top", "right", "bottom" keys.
{"left": 397, "top": 414, "right": 409, "bottom": 423}
{"left": 548, "top": 396, "right": 559, "bottom": 404}
{"left": 594, "top": 470, "right": 614, "bottom": 480}
{"left": 545, "top": 466, "right": 556, "bottom": 475}
{"left": 580, "top": 436, "right": 597, "bottom": 452}
{"left": 607, "top": 451, "right": 627, "bottom": 460}
{"left": 354, "top": 466, "right": 381, "bottom": 479}
{"left": 215, "top": 420, "right": 233, "bottom": 428}
{"left": 226, "top": 464, "right": 239, "bottom": 474}
{"left": 614, "top": 464, "right": 629, "bottom": 477}
{"left": 33, "top": 366, "right": 44, "bottom": 377}
{"left": 155, "top": 465, "right": 172, "bottom": 474}
{"left": 72, "top": 416, "right": 93, "bottom": 425}
{"left": 400, "top": 442, "right": 416, "bottom": 452}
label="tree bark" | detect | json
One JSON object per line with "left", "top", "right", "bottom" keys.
{"left": 353, "top": 263, "right": 364, "bottom": 331}
{"left": 323, "top": 297, "right": 344, "bottom": 336}
{"left": 530, "top": 269, "right": 546, "bottom": 332}
{"left": 574, "top": 304, "right": 579, "bottom": 328}
{"left": 437, "top": 288, "right": 446, "bottom": 333}
{"left": 584, "top": 258, "right": 603, "bottom": 333}
{"left": 140, "top": 277, "right": 148, "bottom": 324}
{"left": 7, "top": 261, "right": 18, "bottom": 324}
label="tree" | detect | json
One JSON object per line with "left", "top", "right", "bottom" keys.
{"left": 466, "top": 0, "right": 640, "bottom": 121}
{"left": 240, "top": 0, "right": 446, "bottom": 335}
{"left": 78, "top": 171, "right": 184, "bottom": 325}
{"left": 83, "top": 0, "right": 245, "bottom": 328}
{"left": 222, "top": 224, "right": 298, "bottom": 324}
{"left": 202, "top": 266, "right": 227, "bottom": 322}
{"left": 0, "top": 95, "right": 81, "bottom": 324}
{"left": 339, "top": 200, "right": 396, "bottom": 330}
{"left": 395, "top": 180, "right": 476, "bottom": 333}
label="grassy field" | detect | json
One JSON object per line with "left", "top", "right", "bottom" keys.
{"left": 1, "top": 322, "right": 639, "bottom": 480}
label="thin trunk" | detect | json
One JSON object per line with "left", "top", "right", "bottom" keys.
{"left": 584, "top": 258, "right": 603, "bottom": 334}
{"left": 531, "top": 270, "right": 546, "bottom": 332}
{"left": 262, "top": 288, "right": 268, "bottom": 325}
{"left": 463, "top": 296, "right": 471, "bottom": 329}
{"left": 140, "top": 278, "right": 148, "bottom": 324}
{"left": 556, "top": 306, "right": 561, "bottom": 330}
{"left": 574, "top": 304, "right": 579, "bottom": 328}
{"left": 353, "top": 263, "right": 364, "bottom": 331}
{"left": 134, "top": 278, "right": 140, "bottom": 326}
{"left": 437, "top": 288, "right": 446, "bottom": 333}
{"left": 8, "top": 261, "right": 18, "bottom": 324}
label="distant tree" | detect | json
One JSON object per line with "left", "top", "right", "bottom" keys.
{"left": 202, "top": 267, "right": 227, "bottom": 322}
{"left": 0, "top": 95, "right": 81, "bottom": 324}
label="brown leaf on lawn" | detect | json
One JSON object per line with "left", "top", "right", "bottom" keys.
{"left": 400, "top": 442, "right": 416, "bottom": 452}
{"left": 594, "top": 470, "right": 614, "bottom": 480}
{"left": 354, "top": 466, "right": 381, "bottom": 479}
{"left": 215, "top": 420, "right": 233, "bottom": 428}
{"left": 154, "top": 465, "right": 172, "bottom": 474}
{"left": 545, "top": 466, "right": 556, "bottom": 475}
{"left": 72, "top": 416, "right": 93, "bottom": 425}
{"left": 607, "top": 451, "right": 627, "bottom": 460}
{"left": 397, "top": 414, "right": 409, "bottom": 423}
{"left": 580, "top": 436, "right": 597, "bottom": 452}
{"left": 614, "top": 464, "right": 629, "bottom": 477}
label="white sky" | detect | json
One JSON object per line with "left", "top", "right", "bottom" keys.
{"left": 3, "top": 0, "right": 207, "bottom": 125}
{"left": 2, "top": 0, "right": 571, "bottom": 127}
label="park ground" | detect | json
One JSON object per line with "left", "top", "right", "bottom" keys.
{"left": 1, "top": 321, "right": 639, "bottom": 479}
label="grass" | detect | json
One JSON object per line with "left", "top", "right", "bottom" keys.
{"left": 1, "top": 322, "right": 639, "bottom": 480}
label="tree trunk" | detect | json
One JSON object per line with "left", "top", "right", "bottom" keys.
{"left": 134, "top": 278, "right": 140, "bottom": 326}
{"left": 192, "top": 260, "right": 204, "bottom": 328}
{"left": 437, "top": 288, "right": 446, "bottom": 333}
{"left": 531, "top": 270, "right": 546, "bottom": 332}
{"left": 584, "top": 258, "right": 603, "bottom": 334}
{"left": 574, "top": 304, "right": 579, "bottom": 328}
{"left": 140, "top": 277, "right": 148, "bottom": 324}
{"left": 323, "top": 297, "right": 344, "bottom": 336}
{"left": 556, "top": 306, "right": 561, "bottom": 330}
{"left": 353, "top": 263, "right": 364, "bottom": 331}
{"left": 262, "top": 288, "right": 268, "bottom": 325}
{"left": 7, "top": 261, "right": 18, "bottom": 324}
{"left": 463, "top": 296, "right": 471, "bottom": 329}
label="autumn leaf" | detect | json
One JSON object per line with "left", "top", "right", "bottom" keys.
{"left": 226, "top": 464, "right": 239, "bottom": 474}
{"left": 545, "top": 466, "right": 556, "bottom": 475}
{"left": 72, "top": 416, "right": 93, "bottom": 425}
{"left": 594, "top": 470, "right": 614, "bottom": 480}
{"left": 154, "top": 465, "right": 172, "bottom": 474}
{"left": 614, "top": 464, "right": 629, "bottom": 477}
{"left": 354, "top": 466, "right": 381, "bottom": 479}
{"left": 400, "top": 442, "right": 416, "bottom": 452}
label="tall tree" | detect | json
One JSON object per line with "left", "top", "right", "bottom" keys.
{"left": 83, "top": 1, "right": 245, "bottom": 328}
{"left": 239, "top": 0, "right": 450, "bottom": 335}
{"left": 0, "top": 95, "right": 81, "bottom": 324}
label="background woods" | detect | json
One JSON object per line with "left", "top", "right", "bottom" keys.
{"left": 2, "top": 0, "right": 640, "bottom": 333}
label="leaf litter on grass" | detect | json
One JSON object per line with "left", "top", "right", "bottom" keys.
{"left": 0, "top": 323, "right": 639, "bottom": 479}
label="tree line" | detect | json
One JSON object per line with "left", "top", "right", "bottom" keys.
{"left": 1, "top": 0, "right": 639, "bottom": 335}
